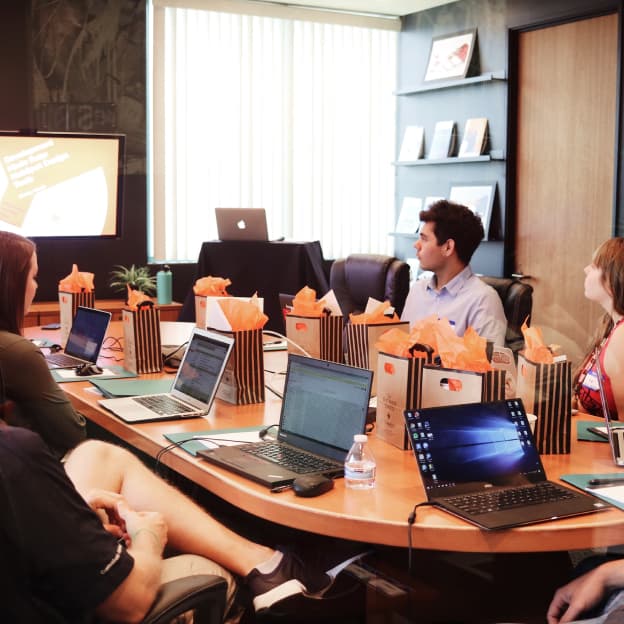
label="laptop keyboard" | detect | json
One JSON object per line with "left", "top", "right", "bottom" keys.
{"left": 445, "top": 482, "right": 576, "bottom": 516}
{"left": 46, "top": 353, "right": 84, "bottom": 367}
{"left": 242, "top": 442, "right": 338, "bottom": 474}
{"left": 133, "top": 395, "right": 202, "bottom": 416}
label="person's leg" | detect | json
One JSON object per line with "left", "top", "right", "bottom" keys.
{"left": 64, "top": 440, "right": 272, "bottom": 577}
{"left": 64, "top": 440, "right": 337, "bottom": 612}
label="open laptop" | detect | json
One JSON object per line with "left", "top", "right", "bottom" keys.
{"left": 45, "top": 306, "right": 111, "bottom": 369}
{"left": 586, "top": 354, "right": 624, "bottom": 466}
{"left": 405, "top": 399, "right": 609, "bottom": 530}
{"left": 198, "top": 354, "right": 373, "bottom": 488}
{"left": 99, "top": 329, "right": 234, "bottom": 423}
{"left": 215, "top": 208, "right": 269, "bottom": 241}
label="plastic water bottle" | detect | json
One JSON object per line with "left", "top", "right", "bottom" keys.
{"left": 157, "top": 265, "right": 172, "bottom": 305}
{"left": 344, "top": 434, "right": 376, "bottom": 489}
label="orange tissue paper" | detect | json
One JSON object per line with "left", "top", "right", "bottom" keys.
{"left": 193, "top": 276, "right": 232, "bottom": 297}
{"left": 349, "top": 301, "right": 399, "bottom": 325}
{"left": 58, "top": 264, "right": 94, "bottom": 293}
{"left": 218, "top": 296, "right": 268, "bottom": 331}
{"left": 289, "top": 286, "right": 327, "bottom": 317}
{"left": 521, "top": 321, "right": 555, "bottom": 364}
{"left": 126, "top": 285, "right": 153, "bottom": 311}
{"left": 375, "top": 328, "right": 429, "bottom": 359}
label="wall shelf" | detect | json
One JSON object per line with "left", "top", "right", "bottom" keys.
{"left": 395, "top": 70, "right": 507, "bottom": 96}
{"left": 393, "top": 150, "right": 505, "bottom": 166}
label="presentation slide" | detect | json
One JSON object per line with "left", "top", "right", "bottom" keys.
{"left": 0, "top": 135, "right": 121, "bottom": 237}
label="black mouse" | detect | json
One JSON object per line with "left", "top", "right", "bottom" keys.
{"left": 76, "top": 363, "right": 103, "bottom": 376}
{"left": 292, "top": 475, "right": 334, "bottom": 498}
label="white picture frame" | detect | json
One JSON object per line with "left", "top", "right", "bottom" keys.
{"left": 448, "top": 182, "right": 496, "bottom": 240}
{"left": 424, "top": 29, "right": 478, "bottom": 82}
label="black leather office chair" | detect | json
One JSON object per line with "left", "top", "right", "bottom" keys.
{"left": 329, "top": 254, "right": 411, "bottom": 318}
{"left": 479, "top": 276, "right": 534, "bottom": 356}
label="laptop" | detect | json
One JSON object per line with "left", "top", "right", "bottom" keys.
{"left": 405, "top": 399, "right": 609, "bottom": 530}
{"left": 45, "top": 306, "right": 111, "bottom": 369}
{"left": 215, "top": 208, "right": 269, "bottom": 241}
{"left": 198, "top": 354, "right": 373, "bottom": 488}
{"left": 99, "top": 328, "right": 234, "bottom": 423}
{"left": 587, "top": 354, "right": 624, "bottom": 466}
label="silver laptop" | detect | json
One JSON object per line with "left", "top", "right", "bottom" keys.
{"left": 45, "top": 306, "right": 111, "bottom": 369}
{"left": 587, "top": 354, "right": 624, "bottom": 466}
{"left": 405, "top": 399, "right": 608, "bottom": 530}
{"left": 198, "top": 354, "right": 373, "bottom": 488}
{"left": 215, "top": 208, "right": 269, "bottom": 241}
{"left": 99, "top": 329, "right": 234, "bottom": 423}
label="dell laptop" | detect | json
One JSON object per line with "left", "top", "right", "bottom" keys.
{"left": 405, "top": 399, "right": 609, "bottom": 530}
{"left": 215, "top": 208, "right": 269, "bottom": 241}
{"left": 198, "top": 354, "right": 373, "bottom": 488}
{"left": 45, "top": 306, "right": 111, "bottom": 369}
{"left": 99, "top": 328, "right": 234, "bottom": 423}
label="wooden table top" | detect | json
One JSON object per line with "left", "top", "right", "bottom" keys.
{"left": 30, "top": 324, "right": 624, "bottom": 553}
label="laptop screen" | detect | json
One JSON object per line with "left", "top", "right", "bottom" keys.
{"left": 65, "top": 307, "right": 111, "bottom": 362}
{"left": 405, "top": 400, "right": 546, "bottom": 496}
{"left": 173, "top": 330, "right": 233, "bottom": 405}
{"left": 278, "top": 355, "right": 373, "bottom": 462}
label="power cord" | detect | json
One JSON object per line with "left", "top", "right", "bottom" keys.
{"left": 262, "top": 330, "right": 312, "bottom": 358}
{"left": 407, "top": 502, "right": 435, "bottom": 573}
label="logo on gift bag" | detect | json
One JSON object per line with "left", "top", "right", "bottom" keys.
{"left": 384, "top": 362, "right": 395, "bottom": 375}
{"left": 295, "top": 322, "right": 308, "bottom": 331}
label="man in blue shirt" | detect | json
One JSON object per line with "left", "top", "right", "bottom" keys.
{"left": 400, "top": 200, "right": 507, "bottom": 346}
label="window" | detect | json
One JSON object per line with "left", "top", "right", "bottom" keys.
{"left": 150, "top": 1, "right": 398, "bottom": 262}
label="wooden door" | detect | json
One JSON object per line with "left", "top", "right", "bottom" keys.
{"left": 515, "top": 14, "right": 617, "bottom": 364}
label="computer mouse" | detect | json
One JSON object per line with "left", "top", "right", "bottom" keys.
{"left": 292, "top": 475, "right": 334, "bottom": 498}
{"left": 76, "top": 363, "right": 103, "bottom": 376}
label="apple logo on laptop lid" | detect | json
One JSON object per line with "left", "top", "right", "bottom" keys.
{"left": 236, "top": 219, "right": 247, "bottom": 230}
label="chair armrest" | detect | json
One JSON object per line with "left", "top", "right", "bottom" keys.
{"left": 142, "top": 574, "right": 228, "bottom": 624}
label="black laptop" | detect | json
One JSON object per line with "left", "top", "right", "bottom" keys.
{"left": 45, "top": 306, "right": 111, "bottom": 369}
{"left": 404, "top": 399, "right": 609, "bottom": 530}
{"left": 198, "top": 354, "right": 373, "bottom": 488}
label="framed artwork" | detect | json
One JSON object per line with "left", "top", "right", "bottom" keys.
{"left": 424, "top": 29, "right": 478, "bottom": 82}
{"left": 448, "top": 182, "right": 496, "bottom": 240}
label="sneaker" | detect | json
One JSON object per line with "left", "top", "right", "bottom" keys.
{"left": 246, "top": 551, "right": 333, "bottom": 613}
{"left": 246, "top": 550, "right": 370, "bottom": 613}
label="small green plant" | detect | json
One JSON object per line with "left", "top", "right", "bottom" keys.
{"left": 109, "top": 264, "right": 157, "bottom": 296}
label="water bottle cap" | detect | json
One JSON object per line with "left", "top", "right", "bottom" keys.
{"left": 163, "top": 264, "right": 171, "bottom": 272}
{"left": 354, "top": 434, "right": 368, "bottom": 443}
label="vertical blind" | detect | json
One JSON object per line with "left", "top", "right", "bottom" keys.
{"left": 150, "top": 3, "right": 398, "bottom": 262}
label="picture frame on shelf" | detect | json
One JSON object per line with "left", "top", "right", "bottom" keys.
{"left": 395, "top": 197, "right": 423, "bottom": 234}
{"left": 448, "top": 182, "right": 496, "bottom": 240}
{"left": 424, "top": 29, "right": 478, "bottom": 82}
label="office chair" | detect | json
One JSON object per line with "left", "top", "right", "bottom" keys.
{"left": 329, "top": 254, "right": 411, "bottom": 318}
{"left": 479, "top": 276, "right": 534, "bottom": 356}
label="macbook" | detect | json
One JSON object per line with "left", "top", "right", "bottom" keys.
{"left": 198, "top": 354, "right": 373, "bottom": 488}
{"left": 215, "top": 208, "right": 269, "bottom": 242}
{"left": 45, "top": 306, "right": 111, "bottom": 369}
{"left": 99, "top": 329, "right": 234, "bottom": 423}
{"left": 405, "top": 399, "right": 609, "bottom": 530}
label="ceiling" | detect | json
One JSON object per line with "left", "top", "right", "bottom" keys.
{"left": 257, "top": 0, "right": 458, "bottom": 18}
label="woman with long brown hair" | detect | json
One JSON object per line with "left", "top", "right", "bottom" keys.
{"left": 0, "top": 230, "right": 86, "bottom": 456}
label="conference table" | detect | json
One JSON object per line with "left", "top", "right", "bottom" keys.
{"left": 31, "top": 323, "right": 624, "bottom": 556}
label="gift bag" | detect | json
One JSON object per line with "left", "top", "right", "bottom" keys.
{"left": 346, "top": 321, "right": 409, "bottom": 394}
{"left": 122, "top": 305, "right": 163, "bottom": 374}
{"left": 516, "top": 353, "right": 572, "bottom": 454}
{"left": 216, "top": 328, "right": 265, "bottom": 405}
{"left": 59, "top": 290, "right": 95, "bottom": 345}
{"left": 285, "top": 314, "right": 344, "bottom": 363}
{"left": 376, "top": 350, "right": 431, "bottom": 449}
{"left": 420, "top": 366, "right": 506, "bottom": 409}
{"left": 195, "top": 295, "right": 264, "bottom": 330}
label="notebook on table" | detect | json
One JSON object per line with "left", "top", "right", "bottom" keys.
{"left": 215, "top": 208, "right": 269, "bottom": 241}
{"left": 45, "top": 307, "right": 111, "bottom": 369}
{"left": 198, "top": 354, "right": 373, "bottom": 488}
{"left": 404, "top": 399, "right": 609, "bottom": 530}
{"left": 99, "top": 329, "right": 234, "bottom": 423}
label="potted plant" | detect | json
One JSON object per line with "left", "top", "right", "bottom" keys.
{"left": 109, "top": 264, "right": 157, "bottom": 297}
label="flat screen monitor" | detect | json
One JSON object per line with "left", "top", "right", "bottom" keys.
{"left": 0, "top": 131, "right": 125, "bottom": 239}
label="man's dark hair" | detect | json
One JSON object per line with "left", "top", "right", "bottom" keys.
{"left": 419, "top": 200, "right": 484, "bottom": 265}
